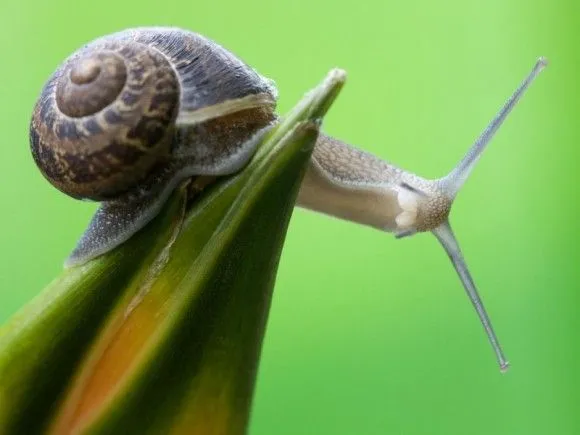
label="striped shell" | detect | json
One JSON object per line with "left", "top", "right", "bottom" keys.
{"left": 30, "top": 27, "right": 278, "bottom": 201}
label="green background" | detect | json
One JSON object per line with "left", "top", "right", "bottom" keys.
{"left": 0, "top": 0, "right": 577, "bottom": 434}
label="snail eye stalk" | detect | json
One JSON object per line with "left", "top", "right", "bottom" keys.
{"left": 432, "top": 57, "right": 548, "bottom": 371}
{"left": 440, "top": 57, "right": 548, "bottom": 198}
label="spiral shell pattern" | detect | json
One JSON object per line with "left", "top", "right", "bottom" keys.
{"left": 30, "top": 36, "right": 180, "bottom": 200}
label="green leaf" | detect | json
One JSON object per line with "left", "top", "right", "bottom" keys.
{"left": 0, "top": 69, "right": 346, "bottom": 435}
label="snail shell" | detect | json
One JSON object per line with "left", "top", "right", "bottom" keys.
{"left": 29, "top": 27, "right": 279, "bottom": 264}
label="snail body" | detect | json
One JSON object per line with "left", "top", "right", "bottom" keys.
{"left": 29, "top": 27, "right": 547, "bottom": 371}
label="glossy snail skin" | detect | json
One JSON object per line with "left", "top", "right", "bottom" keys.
{"left": 298, "top": 135, "right": 452, "bottom": 235}
{"left": 29, "top": 27, "right": 547, "bottom": 371}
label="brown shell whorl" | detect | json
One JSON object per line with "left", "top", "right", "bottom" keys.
{"left": 30, "top": 39, "right": 180, "bottom": 201}
{"left": 56, "top": 51, "right": 127, "bottom": 118}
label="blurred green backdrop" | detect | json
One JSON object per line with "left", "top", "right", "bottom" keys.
{"left": 0, "top": 0, "right": 577, "bottom": 434}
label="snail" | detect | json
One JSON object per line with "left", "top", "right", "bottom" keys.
{"left": 29, "top": 27, "right": 547, "bottom": 371}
